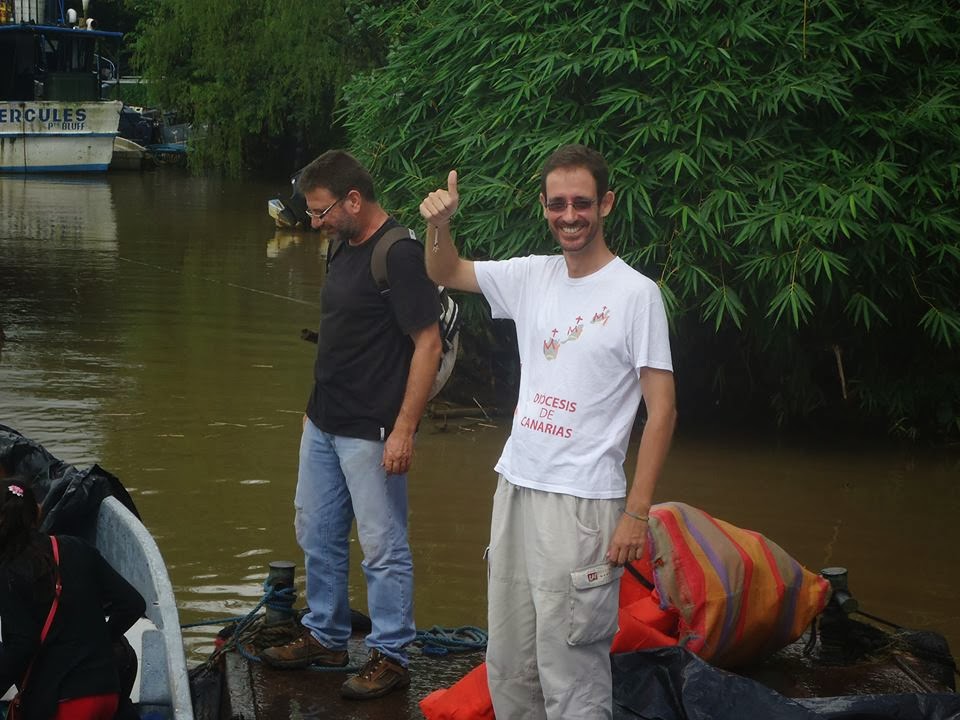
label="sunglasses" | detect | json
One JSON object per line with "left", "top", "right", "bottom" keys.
{"left": 544, "top": 198, "right": 597, "bottom": 213}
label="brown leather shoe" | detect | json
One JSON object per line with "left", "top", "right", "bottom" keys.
{"left": 260, "top": 630, "right": 348, "bottom": 670}
{"left": 340, "top": 649, "right": 410, "bottom": 700}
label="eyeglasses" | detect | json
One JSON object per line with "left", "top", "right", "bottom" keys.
{"left": 544, "top": 198, "right": 597, "bottom": 213}
{"left": 305, "top": 198, "right": 341, "bottom": 221}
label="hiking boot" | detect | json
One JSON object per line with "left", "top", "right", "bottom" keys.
{"left": 260, "top": 630, "right": 348, "bottom": 670}
{"left": 340, "top": 649, "right": 410, "bottom": 700}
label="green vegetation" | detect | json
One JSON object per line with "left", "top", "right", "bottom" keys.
{"left": 126, "top": 0, "right": 960, "bottom": 439}
{"left": 341, "top": 0, "right": 960, "bottom": 439}
{"left": 124, "top": 0, "right": 384, "bottom": 173}
{"left": 105, "top": 80, "right": 150, "bottom": 106}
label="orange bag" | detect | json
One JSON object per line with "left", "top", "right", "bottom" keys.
{"left": 419, "top": 663, "right": 495, "bottom": 720}
{"left": 609, "top": 556, "right": 679, "bottom": 654}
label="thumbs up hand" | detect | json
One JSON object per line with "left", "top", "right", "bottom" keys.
{"left": 420, "top": 170, "right": 459, "bottom": 226}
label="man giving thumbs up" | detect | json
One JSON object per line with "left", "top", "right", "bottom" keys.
{"left": 420, "top": 146, "right": 677, "bottom": 720}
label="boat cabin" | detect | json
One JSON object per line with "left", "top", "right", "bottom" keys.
{"left": 0, "top": 21, "right": 121, "bottom": 102}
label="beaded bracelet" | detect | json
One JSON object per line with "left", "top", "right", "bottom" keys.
{"left": 622, "top": 508, "right": 649, "bottom": 522}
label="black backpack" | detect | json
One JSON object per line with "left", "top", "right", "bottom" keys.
{"left": 316, "top": 226, "right": 462, "bottom": 400}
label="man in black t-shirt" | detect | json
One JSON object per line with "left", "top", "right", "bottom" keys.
{"left": 261, "top": 151, "right": 441, "bottom": 700}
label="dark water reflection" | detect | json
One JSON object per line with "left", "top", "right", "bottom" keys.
{"left": 1, "top": 172, "right": 958, "bottom": 670}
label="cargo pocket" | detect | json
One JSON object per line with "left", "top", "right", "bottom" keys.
{"left": 567, "top": 562, "right": 623, "bottom": 646}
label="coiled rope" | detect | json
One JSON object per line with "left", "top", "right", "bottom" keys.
{"left": 415, "top": 625, "right": 487, "bottom": 656}
{"left": 185, "top": 582, "right": 486, "bottom": 672}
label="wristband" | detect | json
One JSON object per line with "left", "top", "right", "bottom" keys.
{"left": 622, "top": 508, "right": 649, "bottom": 522}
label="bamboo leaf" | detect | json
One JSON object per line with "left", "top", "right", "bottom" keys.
{"left": 766, "top": 283, "right": 815, "bottom": 328}
{"left": 919, "top": 308, "right": 960, "bottom": 349}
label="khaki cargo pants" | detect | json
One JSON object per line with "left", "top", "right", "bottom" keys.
{"left": 486, "top": 476, "right": 623, "bottom": 720}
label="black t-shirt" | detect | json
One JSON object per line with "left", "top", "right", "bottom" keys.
{"left": 306, "top": 219, "right": 439, "bottom": 440}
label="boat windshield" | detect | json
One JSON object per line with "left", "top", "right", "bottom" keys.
{"left": 0, "top": 25, "right": 121, "bottom": 101}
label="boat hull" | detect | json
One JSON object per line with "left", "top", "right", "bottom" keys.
{"left": 95, "top": 496, "right": 195, "bottom": 720}
{"left": 0, "top": 100, "right": 122, "bottom": 172}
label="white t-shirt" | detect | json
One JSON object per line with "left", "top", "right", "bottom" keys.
{"left": 475, "top": 255, "right": 673, "bottom": 499}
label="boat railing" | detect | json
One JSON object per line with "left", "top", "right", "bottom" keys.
{"left": 95, "top": 496, "right": 194, "bottom": 720}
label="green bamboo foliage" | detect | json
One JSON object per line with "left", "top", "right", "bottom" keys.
{"left": 342, "top": 0, "right": 960, "bottom": 438}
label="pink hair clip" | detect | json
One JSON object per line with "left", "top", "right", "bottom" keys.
{"left": 7, "top": 484, "right": 25, "bottom": 497}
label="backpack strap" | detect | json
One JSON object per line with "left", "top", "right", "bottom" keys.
{"left": 325, "top": 237, "right": 343, "bottom": 275}
{"left": 370, "top": 226, "right": 418, "bottom": 296}
{"left": 17, "top": 536, "right": 62, "bottom": 698}
{"left": 40, "top": 536, "right": 62, "bottom": 640}
{"left": 325, "top": 226, "right": 418, "bottom": 298}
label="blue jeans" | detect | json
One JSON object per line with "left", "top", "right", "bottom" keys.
{"left": 294, "top": 419, "right": 416, "bottom": 665}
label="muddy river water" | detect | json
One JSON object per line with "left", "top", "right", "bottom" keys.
{"left": 1, "top": 171, "right": 958, "bottom": 669}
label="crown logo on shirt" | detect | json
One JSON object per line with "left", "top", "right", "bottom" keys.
{"left": 591, "top": 306, "right": 610, "bottom": 326}
{"left": 543, "top": 338, "right": 560, "bottom": 360}
{"left": 542, "top": 309, "right": 609, "bottom": 360}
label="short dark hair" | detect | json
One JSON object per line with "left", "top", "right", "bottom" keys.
{"left": 539, "top": 144, "right": 610, "bottom": 199}
{"left": 297, "top": 150, "right": 377, "bottom": 201}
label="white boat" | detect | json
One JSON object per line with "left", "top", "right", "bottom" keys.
{"left": 0, "top": 2, "right": 124, "bottom": 172}
{"left": 94, "top": 496, "right": 195, "bottom": 720}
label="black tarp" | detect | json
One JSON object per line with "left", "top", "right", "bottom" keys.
{"left": 613, "top": 647, "right": 960, "bottom": 720}
{"left": 0, "top": 424, "right": 139, "bottom": 538}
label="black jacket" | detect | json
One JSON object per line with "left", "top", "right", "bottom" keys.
{"left": 0, "top": 534, "right": 146, "bottom": 720}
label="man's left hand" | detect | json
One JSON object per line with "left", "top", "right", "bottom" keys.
{"left": 606, "top": 514, "right": 647, "bottom": 566}
{"left": 383, "top": 431, "right": 414, "bottom": 475}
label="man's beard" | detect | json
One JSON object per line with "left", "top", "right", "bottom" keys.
{"left": 329, "top": 216, "right": 361, "bottom": 244}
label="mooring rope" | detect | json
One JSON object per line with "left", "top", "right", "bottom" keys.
{"left": 186, "top": 581, "right": 298, "bottom": 669}
{"left": 415, "top": 625, "right": 488, "bottom": 656}
{"left": 118, "top": 256, "right": 321, "bottom": 308}
{"left": 186, "top": 581, "right": 486, "bottom": 673}
{"left": 181, "top": 582, "right": 297, "bottom": 630}
{"left": 304, "top": 625, "right": 488, "bottom": 674}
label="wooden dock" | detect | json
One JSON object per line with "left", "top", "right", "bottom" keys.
{"left": 220, "top": 633, "right": 484, "bottom": 719}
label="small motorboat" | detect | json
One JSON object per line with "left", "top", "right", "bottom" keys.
{"left": 267, "top": 166, "right": 313, "bottom": 230}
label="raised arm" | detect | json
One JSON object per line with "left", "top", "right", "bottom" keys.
{"left": 420, "top": 170, "right": 481, "bottom": 293}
